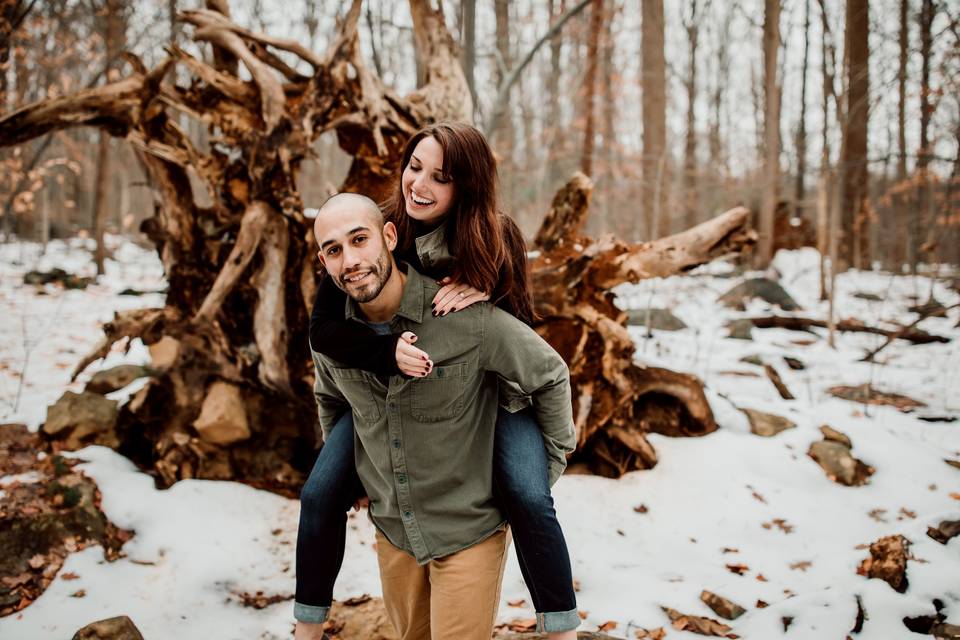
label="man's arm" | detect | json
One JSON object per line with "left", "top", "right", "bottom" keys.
{"left": 480, "top": 306, "right": 576, "bottom": 486}
{"left": 311, "top": 350, "right": 350, "bottom": 443}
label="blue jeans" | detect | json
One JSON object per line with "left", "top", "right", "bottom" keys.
{"left": 294, "top": 407, "right": 578, "bottom": 633}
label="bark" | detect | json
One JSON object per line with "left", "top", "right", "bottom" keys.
{"left": 682, "top": 0, "right": 701, "bottom": 231}
{"left": 460, "top": 0, "right": 476, "bottom": 106}
{"left": 91, "top": 132, "right": 110, "bottom": 274}
{"left": 546, "top": 0, "right": 565, "bottom": 188}
{"left": 0, "top": 0, "right": 758, "bottom": 489}
{"left": 641, "top": 0, "right": 667, "bottom": 239}
{"left": 758, "top": 0, "right": 780, "bottom": 266}
{"left": 896, "top": 0, "right": 909, "bottom": 269}
{"left": 494, "top": 0, "right": 513, "bottom": 201}
{"left": 794, "top": 0, "right": 810, "bottom": 221}
{"left": 580, "top": 0, "right": 603, "bottom": 177}
{"left": 841, "top": 0, "right": 869, "bottom": 269}
{"left": 916, "top": 0, "right": 935, "bottom": 268}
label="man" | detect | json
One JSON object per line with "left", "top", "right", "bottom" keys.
{"left": 306, "top": 193, "right": 575, "bottom": 640}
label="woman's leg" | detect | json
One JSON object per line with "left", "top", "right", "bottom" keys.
{"left": 294, "top": 412, "right": 365, "bottom": 624}
{"left": 493, "top": 407, "right": 579, "bottom": 635}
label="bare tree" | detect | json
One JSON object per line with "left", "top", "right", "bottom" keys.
{"left": 682, "top": 0, "right": 707, "bottom": 231}
{"left": 915, "top": 0, "right": 936, "bottom": 272}
{"left": 794, "top": 0, "right": 811, "bottom": 221}
{"left": 641, "top": 0, "right": 667, "bottom": 239}
{"left": 757, "top": 0, "right": 781, "bottom": 266}
{"left": 580, "top": 0, "right": 603, "bottom": 176}
{"left": 896, "top": 0, "right": 909, "bottom": 270}
{"left": 840, "top": 0, "right": 869, "bottom": 269}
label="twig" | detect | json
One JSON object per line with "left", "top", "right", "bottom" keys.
{"left": 860, "top": 302, "right": 960, "bottom": 362}
{"left": 764, "top": 364, "right": 795, "bottom": 400}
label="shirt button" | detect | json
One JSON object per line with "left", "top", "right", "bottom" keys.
{"left": 392, "top": 440, "right": 401, "bottom": 449}
{"left": 388, "top": 401, "right": 396, "bottom": 410}
{"left": 404, "top": 511, "right": 412, "bottom": 519}
{"left": 398, "top": 474, "right": 406, "bottom": 483}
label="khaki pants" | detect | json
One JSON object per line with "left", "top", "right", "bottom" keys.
{"left": 375, "top": 529, "right": 510, "bottom": 640}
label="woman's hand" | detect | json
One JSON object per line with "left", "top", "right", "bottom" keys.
{"left": 432, "top": 277, "right": 490, "bottom": 316}
{"left": 396, "top": 331, "right": 433, "bottom": 377}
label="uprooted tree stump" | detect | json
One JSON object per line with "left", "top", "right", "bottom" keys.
{"left": 0, "top": 0, "right": 756, "bottom": 490}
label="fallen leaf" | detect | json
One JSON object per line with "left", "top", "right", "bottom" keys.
{"left": 701, "top": 590, "right": 746, "bottom": 620}
{"left": 721, "top": 547, "right": 739, "bottom": 554}
{"left": 342, "top": 594, "right": 371, "bottom": 606}
{"left": 70, "top": 589, "right": 85, "bottom": 598}
{"left": 755, "top": 600, "right": 769, "bottom": 608}
{"left": 755, "top": 574, "right": 768, "bottom": 582}
{"left": 662, "top": 606, "right": 738, "bottom": 638}
{"left": 634, "top": 504, "right": 649, "bottom": 514}
{"left": 578, "top": 610, "right": 589, "bottom": 620}
{"left": 617, "top": 529, "right": 626, "bottom": 536}
{"left": 635, "top": 628, "right": 667, "bottom": 639}
{"left": 761, "top": 518, "right": 794, "bottom": 534}
{"left": 949, "top": 493, "right": 960, "bottom": 501}
{"left": 725, "top": 563, "right": 749, "bottom": 575}
{"left": 27, "top": 555, "right": 45, "bottom": 570}
{"left": 898, "top": 508, "right": 916, "bottom": 520}
{"left": 598, "top": 621, "right": 618, "bottom": 632}
{"left": 60, "top": 572, "right": 80, "bottom": 581}
{"left": 868, "top": 508, "right": 888, "bottom": 522}
{"left": 789, "top": 561, "right": 812, "bottom": 571}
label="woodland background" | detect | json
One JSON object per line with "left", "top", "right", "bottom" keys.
{"left": 2, "top": 0, "right": 958, "bottom": 269}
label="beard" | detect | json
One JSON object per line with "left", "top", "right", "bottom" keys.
{"left": 338, "top": 248, "right": 393, "bottom": 303}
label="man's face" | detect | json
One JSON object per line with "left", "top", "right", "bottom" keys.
{"left": 315, "top": 205, "right": 397, "bottom": 303}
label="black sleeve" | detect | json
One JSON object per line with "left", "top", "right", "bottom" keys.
{"left": 309, "top": 274, "right": 402, "bottom": 376}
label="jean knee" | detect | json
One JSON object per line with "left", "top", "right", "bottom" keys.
{"left": 497, "top": 476, "right": 554, "bottom": 514}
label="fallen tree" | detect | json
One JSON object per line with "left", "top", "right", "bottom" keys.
{"left": 746, "top": 315, "right": 950, "bottom": 345}
{"left": 0, "top": 0, "right": 756, "bottom": 488}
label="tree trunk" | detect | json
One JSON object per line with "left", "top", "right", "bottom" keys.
{"left": 641, "top": 0, "right": 667, "bottom": 239}
{"left": 916, "top": 0, "right": 935, "bottom": 270}
{"left": 580, "top": 0, "right": 603, "bottom": 177}
{"left": 0, "top": 0, "right": 758, "bottom": 490}
{"left": 682, "top": 0, "right": 700, "bottom": 232}
{"left": 547, "top": 0, "right": 565, "bottom": 189}
{"left": 494, "top": 0, "right": 513, "bottom": 205}
{"left": 91, "top": 132, "right": 110, "bottom": 274}
{"left": 840, "top": 0, "right": 869, "bottom": 269}
{"left": 895, "top": 0, "right": 909, "bottom": 271}
{"left": 460, "top": 0, "right": 476, "bottom": 109}
{"left": 758, "top": 0, "right": 780, "bottom": 267}
{"left": 794, "top": 0, "right": 810, "bottom": 222}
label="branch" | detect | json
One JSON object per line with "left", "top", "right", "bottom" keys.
{"left": 484, "top": 0, "right": 593, "bottom": 137}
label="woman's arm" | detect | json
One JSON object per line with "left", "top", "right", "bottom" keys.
{"left": 309, "top": 275, "right": 403, "bottom": 377}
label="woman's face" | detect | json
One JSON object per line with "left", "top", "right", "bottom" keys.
{"left": 401, "top": 136, "right": 455, "bottom": 225}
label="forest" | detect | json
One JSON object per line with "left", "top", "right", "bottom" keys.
{"left": 0, "top": 0, "right": 957, "bottom": 639}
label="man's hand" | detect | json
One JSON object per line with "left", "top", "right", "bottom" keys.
{"left": 396, "top": 331, "right": 432, "bottom": 377}
{"left": 432, "top": 277, "right": 490, "bottom": 316}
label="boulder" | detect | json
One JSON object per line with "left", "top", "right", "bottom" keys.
{"left": 725, "top": 319, "right": 754, "bottom": 340}
{"left": 192, "top": 381, "right": 250, "bottom": 446}
{"left": 808, "top": 439, "right": 873, "bottom": 487}
{"left": 718, "top": 278, "right": 801, "bottom": 311}
{"left": 72, "top": 616, "right": 144, "bottom": 640}
{"left": 43, "top": 391, "right": 119, "bottom": 449}
{"left": 85, "top": 365, "right": 155, "bottom": 395}
{"left": 742, "top": 409, "right": 796, "bottom": 437}
{"left": 625, "top": 308, "right": 688, "bottom": 331}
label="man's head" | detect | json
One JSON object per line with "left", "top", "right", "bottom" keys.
{"left": 314, "top": 193, "right": 398, "bottom": 303}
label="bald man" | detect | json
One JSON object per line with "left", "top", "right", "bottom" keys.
{"left": 298, "top": 193, "right": 574, "bottom": 640}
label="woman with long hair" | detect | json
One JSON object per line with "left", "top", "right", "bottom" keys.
{"left": 295, "top": 122, "right": 578, "bottom": 640}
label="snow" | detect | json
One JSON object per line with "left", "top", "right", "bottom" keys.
{"left": 1, "top": 238, "right": 958, "bottom": 639}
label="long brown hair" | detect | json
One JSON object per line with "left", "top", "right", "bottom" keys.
{"left": 384, "top": 122, "right": 535, "bottom": 324}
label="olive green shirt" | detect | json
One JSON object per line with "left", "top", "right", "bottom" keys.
{"left": 311, "top": 265, "right": 575, "bottom": 564}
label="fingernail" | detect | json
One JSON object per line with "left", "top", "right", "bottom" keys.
{"left": 450, "top": 307, "right": 457, "bottom": 313}
{"left": 442, "top": 310, "right": 448, "bottom": 316}
{"left": 430, "top": 303, "right": 435, "bottom": 309}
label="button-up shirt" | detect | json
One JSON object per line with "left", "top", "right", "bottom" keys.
{"left": 311, "top": 265, "right": 575, "bottom": 564}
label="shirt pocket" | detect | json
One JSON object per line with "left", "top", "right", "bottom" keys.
{"left": 327, "top": 367, "right": 382, "bottom": 422}
{"left": 410, "top": 362, "right": 468, "bottom": 422}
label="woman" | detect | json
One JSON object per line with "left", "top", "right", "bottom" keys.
{"left": 295, "top": 122, "right": 578, "bottom": 640}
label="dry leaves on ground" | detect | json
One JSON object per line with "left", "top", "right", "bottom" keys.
{"left": 661, "top": 607, "right": 739, "bottom": 638}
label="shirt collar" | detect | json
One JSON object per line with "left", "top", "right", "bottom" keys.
{"left": 343, "top": 262, "right": 426, "bottom": 325}
{"left": 415, "top": 220, "right": 449, "bottom": 257}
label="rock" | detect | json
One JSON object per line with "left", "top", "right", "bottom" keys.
{"left": 853, "top": 291, "right": 883, "bottom": 301}
{"left": 739, "top": 354, "right": 764, "bottom": 366}
{"left": 700, "top": 590, "right": 746, "bottom": 620}
{"left": 148, "top": 336, "right": 180, "bottom": 371}
{"left": 725, "top": 319, "right": 754, "bottom": 340}
{"left": 926, "top": 520, "right": 960, "bottom": 545}
{"left": 625, "top": 308, "right": 688, "bottom": 331}
{"left": 827, "top": 384, "right": 926, "bottom": 412}
{"left": 819, "top": 425, "right": 852, "bottom": 448}
{"left": 858, "top": 534, "right": 910, "bottom": 593}
{"left": 192, "top": 381, "right": 250, "bottom": 446}
{"left": 85, "top": 365, "right": 155, "bottom": 394}
{"left": 718, "top": 278, "right": 801, "bottom": 311}
{"left": 23, "top": 268, "right": 94, "bottom": 290}
{"left": 808, "top": 440, "right": 873, "bottom": 486}
{"left": 72, "top": 616, "right": 145, "bottom": 640}
{"left": 742, "top": 408, "right": 796, "bottom": 437}
{"left": 43, "top": 391, "right": 119, "bottom": 449}
{"left": 932, "top": 623, "right": 960, "bottom": 639}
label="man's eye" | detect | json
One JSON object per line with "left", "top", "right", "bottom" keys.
{"left": 326, "top": 247, "right": 340, "bottom": 256}
{"left": 353, "top": 235, "right": 367, "bottom": 244}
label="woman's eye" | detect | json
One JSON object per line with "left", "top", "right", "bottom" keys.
{"left": 434, "top": 175, "right": 450, "bottom": 184}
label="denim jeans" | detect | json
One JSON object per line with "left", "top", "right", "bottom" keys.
{"left": 294, "top": 408, "right": 578, "bottom": 633}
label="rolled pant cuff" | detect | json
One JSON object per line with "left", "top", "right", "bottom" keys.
{"left": 294, "top": 601, "right": 330, "bottom": 624}
{"left": 537, "top": 607, "right": 580, "bottom": 633}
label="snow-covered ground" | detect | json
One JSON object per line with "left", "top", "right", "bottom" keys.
{"left": 0, "top": 238, "right": 957, "bottom": 639}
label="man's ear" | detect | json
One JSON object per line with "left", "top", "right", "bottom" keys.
{"left": 316, "top": 249, "right": 325, "bottom": 267}
{"left": 383, "top": 221, "right": 398, "bottom": 251}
